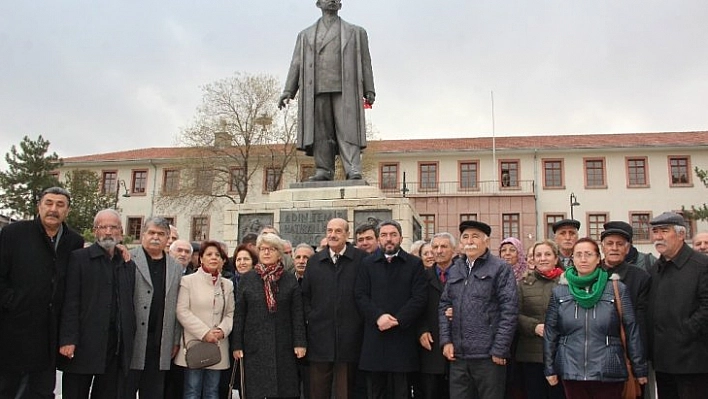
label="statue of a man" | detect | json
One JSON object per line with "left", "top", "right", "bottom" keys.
{"left": 278, "top": 0, "right": 376, "bottom": 181}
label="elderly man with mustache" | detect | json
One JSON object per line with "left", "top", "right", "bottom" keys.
{"left": 58, "top": 209, "right": 136, "bottom": 398}
{"left": 438, "top": 220, "right": 518, "bottom": 399}
{"left": 647, "top": 212, "right": 708, "bottom": 399}
{"left": 0, "top": 187, "right": 84, "bottom": 398}
{"left": 125, "top": 217, "right": 182, "bottom": 398}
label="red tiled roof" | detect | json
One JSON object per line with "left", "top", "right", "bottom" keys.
{"left": 63, "top": 131, "right": 708, "bottom": 163}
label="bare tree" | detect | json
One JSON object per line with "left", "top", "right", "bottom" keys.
{"left": 156, "top": 72, "right": 299, "bottom": 214}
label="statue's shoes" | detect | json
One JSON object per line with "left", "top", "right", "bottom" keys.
{"left": 309, "top": 173, "right": 332, "bottom": 181}
{"left": 347, "top": 174, "right": 363, "bottom": 180}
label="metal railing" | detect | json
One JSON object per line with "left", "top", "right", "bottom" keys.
{"left": 371, "top": 180, "right": 535, "bottom": 197}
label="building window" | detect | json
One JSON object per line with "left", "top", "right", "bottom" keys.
{"left": 48, "top": 171, "right": 60, "bottom": 180}
{"left": 669, "top": 156, "right": 691, "bottom": 185}
{"left": 502, "top": 213, "right": 520, "bottom": 238}
{"left": 543, "top": 159, "right": 564, "bottom": 188}
{"left": 419, "top": 162, "right": 438, "bottom": 191}
{"left": 459, "top": 161, "right": 479, "bottom": 190}
{"left": 194, "top": 169, "right": 214, "bottom": 194}
{"left": 127, "top": 217, "right": 143, "bottom": 241}
{"left": 460, "top": 213, "right": 478, "bottom": 222}
{"left": 191, "top": 216, "right": 209, "bottom": 241}
{"left": 630, "top": 212, "right": 652, "bottom": 242}
{"left": 380, "top": 163, "right": 398, "bottom": 191}
{"left": 545, "top": 214, "right": 565, "bottom": 239}
{"left": 584, "top": 158, "right": 606, "bottom": 188}
{"left": 264, "top": 167, "right": 281, "bottom": 193}
{"left": 162, "top": 216, "right": 176, "bottom": 226}
{"left": 674, "top": 211, "right": 695, "bottom": 239}
{"left": 131, "top": 170, "right": 148, "bottom": 194}
{"left": 102, "top": 171, "right": 118, "bottom": 194}
{"left": 163, "top": 169, "right": 179, "bottom": 194}
{"left": 500, "top": 160, "right": 519, "bottom": 188}
{"left": 421, "top": 214, "right": 435, "bottom": 240}
{"left": 299, "top": 165, "right": 315, "bottom": 182}
{"left": 587, "top": 213, "right": 608, "bottom": 241}
{"left": 626, "top": 157, "right": 648, "bottom": 187}
{"left": 229, "top": 168, "right": 245, "bottom": 193}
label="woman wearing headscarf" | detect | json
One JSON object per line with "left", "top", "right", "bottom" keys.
{"left": 544, "top": 238, "right": 647, "bottom": 398}
{"left": 175, "top": 240, "right": 235, "bottom": 399}
{"left": 516, "top": 240, "right": 565, "bottom": 399}
{"left": 231, "top": 233, "right": 306, "bottom": 399}
{"left": 500, "top": 237, "right": 529, "bottom": 282}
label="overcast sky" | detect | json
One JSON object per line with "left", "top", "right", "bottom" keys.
{"left": 1, "top": 0, "right": 706, "bottom": 162}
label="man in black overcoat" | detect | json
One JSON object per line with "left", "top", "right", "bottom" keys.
{"left": 0, "top": 187, "right": 84, "bottom": 398}
{"left": 302, "top": 217, "right": 366, "bottom": 399}
{"left": 355, "top": 220, "right": 427, "bottom": 399}
{"left": 58, "top": 209, "right": 136, "bottom": 398}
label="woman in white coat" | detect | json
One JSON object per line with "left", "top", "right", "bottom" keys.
{"left": 175, "top": 240, "right": 235, "bottom": 399}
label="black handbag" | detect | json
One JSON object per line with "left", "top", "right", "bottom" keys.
{"left": 184, "top": 339, "right": 221, "bottom": 369}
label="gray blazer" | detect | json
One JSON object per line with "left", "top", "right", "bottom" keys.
{"left": 129, "top": 247, "right": 182, "bottom": 370}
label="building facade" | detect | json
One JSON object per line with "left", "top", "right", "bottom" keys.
{"left": 59, "top": 131, "right": 708, "bottom": 254}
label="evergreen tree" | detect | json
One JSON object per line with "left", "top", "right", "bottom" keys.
{"left": 64, "top": 169, "right": 117, "bottom": 236}
{"left": 0, "top": 135, "right": 62, "bottom": 218}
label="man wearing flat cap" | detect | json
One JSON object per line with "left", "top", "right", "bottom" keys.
{"left": 604, "top": 221, "right": 657, "bottom": 270}
{"left": 552, "top": 219, "right": 580, "bottom": 269}
{"left": 600, "top": 222, "right": 651, "bottom": 358}
{"left": 646, "top": 212, "right": 708, "bottom": 398}
{"left": 438, "top": 220, "right": 518, "bottom": 399}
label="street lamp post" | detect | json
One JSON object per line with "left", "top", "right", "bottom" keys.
{"left": 115, "top": 179, "right": 130, "bottom": 209}
{"left": 570, "top": 192, "right": 580, "bottom": 220}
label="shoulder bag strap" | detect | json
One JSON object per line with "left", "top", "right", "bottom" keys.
{"left": 612, "top": 279, "right": 631, "bottom": 361}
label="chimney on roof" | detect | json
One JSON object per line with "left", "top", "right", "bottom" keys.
{"left": 214, "top": 118, "right": 231, "bottom": 148}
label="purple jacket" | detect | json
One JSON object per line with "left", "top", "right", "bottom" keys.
{"left": 438, "top": 250, "right": 518, "bottom": 359}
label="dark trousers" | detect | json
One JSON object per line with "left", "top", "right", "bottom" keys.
{"left": 123, "top": 342, "right": 165, "bottom": 399}
{"left": 309, "top": 362, "right": 355, "bottom": 399}
{"left": 313, "top": 93, "right": 363, "bottom": 179}
{"left": 561, "top": 380, "right": 623, "bottom": 399}
{"left": 367, "top": 372, "right": 408, "bottom": 399}
{"left": 0, "top": 368, "right": 56, "bottom": 399}
{"left": 61, "top": 355, "right": 122, "bottom": 399}
{"left": 449, "top": 358, "right": 503, "bottom": 399}
{"left": 521, "top": 362, "right": 565, "bottom": 399}
{"left": 655, "top": 372, "right": 708, "bottom": 399}
{"left": 416, "top": 372, "right": 449, "bottom": 399}
{"left": 164, "top": 363, "right": 185, "bottom": 399}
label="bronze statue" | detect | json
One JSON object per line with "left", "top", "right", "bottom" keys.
{"left": 278, "top": 0, "right": 376, "bottom": 181}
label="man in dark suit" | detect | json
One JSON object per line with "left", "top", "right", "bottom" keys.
{"left": 0, "top": 187, "right": 84, "bottom": 399}
{"left": 416, "top": 232, "right": 456, "bottom": 399}
{"left": 58, "top": 209, "right": 136, "bottom": 398}
{"left": 125, "top": 217, "right": 182, "bottom": 398}
{"left": 355, "top": 220, "right": 427, "bottom": 399}
{"left": 302, "top": 218, "right": 366, "bottom": 399}
{"left": 279, "top": 0, "right": 375, "bottom": 181}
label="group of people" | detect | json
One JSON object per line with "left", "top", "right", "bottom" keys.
{"left": 1, "top": 186, "right": 708, "bottom": 399}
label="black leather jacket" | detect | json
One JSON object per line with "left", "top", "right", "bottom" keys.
{"left": 544, "top": 273, "right": 647, "bottom": 382}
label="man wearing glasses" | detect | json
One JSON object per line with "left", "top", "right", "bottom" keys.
{"left": 58, "top": 209, "right": 136, "bottom": 398}
{"left": 0, "top": 187, "right": 84, "bottom": 398}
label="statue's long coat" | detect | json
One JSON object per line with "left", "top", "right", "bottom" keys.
{"left": 283, "top": 17, "right": 375, "bottom": 155}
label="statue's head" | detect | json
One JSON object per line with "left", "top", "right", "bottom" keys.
{"left": 316, "top": 0, "right": 342, "bottom": 12}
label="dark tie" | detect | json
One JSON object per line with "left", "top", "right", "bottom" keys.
{"left": 440, "top": 271, "right": 446, "bottom": 284}
{"left": 334, "top": 254, "right": 340, "bottom": 265}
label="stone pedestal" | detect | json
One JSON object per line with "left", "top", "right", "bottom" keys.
{"left": 223, "top": 185, "right": 421, "bottom": 251}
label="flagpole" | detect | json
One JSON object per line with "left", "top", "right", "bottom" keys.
{"left": 491, "top": 91, "right": 496, "bottom": 187}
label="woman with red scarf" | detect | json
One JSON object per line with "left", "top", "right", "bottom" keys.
{"left": 175, "top": 240, "right": 235, "bottom": 398}
{"left": 516, "top": 240, "right": 566, "bottom": 399}
{"left": 231, "top": 233, "right": 307, "bottom": 399}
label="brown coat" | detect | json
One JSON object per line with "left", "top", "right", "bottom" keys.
{"left": 516, "top": 270, "right": 559, "bottom": 363}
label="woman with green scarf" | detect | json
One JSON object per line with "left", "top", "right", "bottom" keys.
{"left": 543, "top": 238, "right": 647, "bottom": 399}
